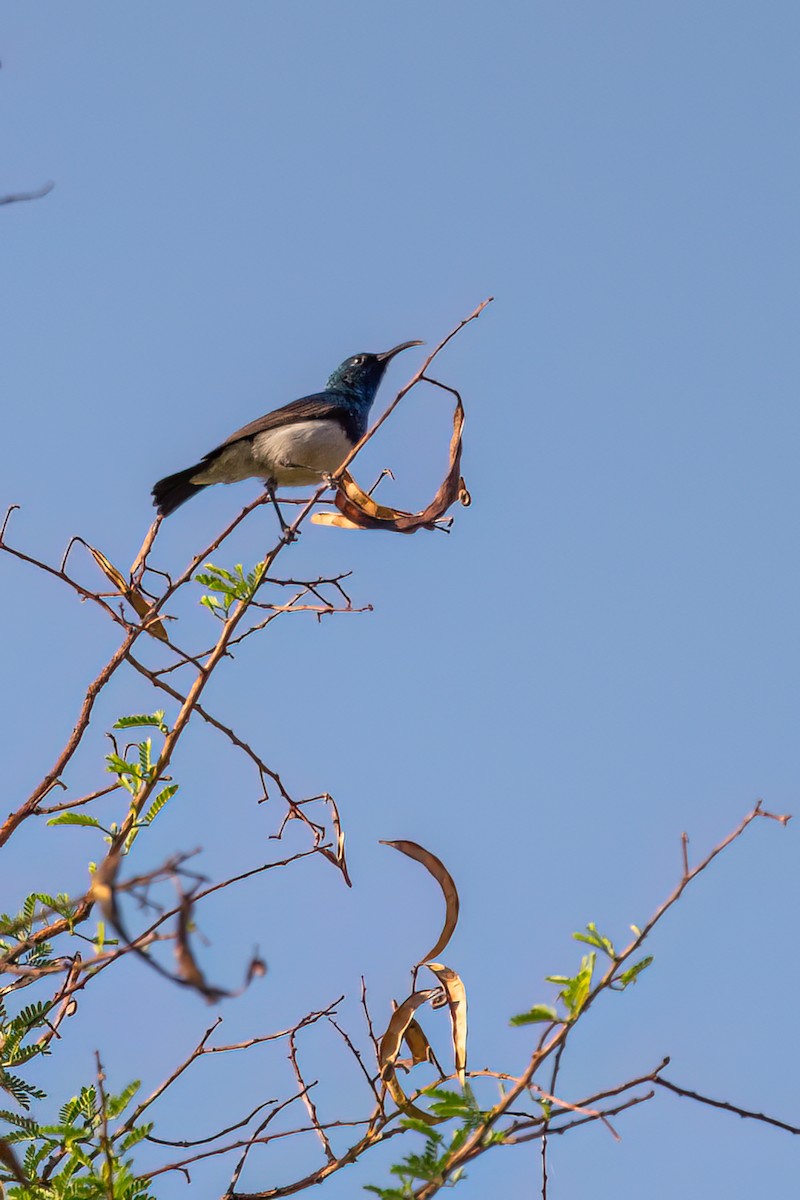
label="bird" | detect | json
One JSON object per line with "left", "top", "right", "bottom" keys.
{"left": 151, "top": 341, "right": 423, "bottom": 526}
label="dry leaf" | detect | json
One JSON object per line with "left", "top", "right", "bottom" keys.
{"left": 318, "top": 793, "right": 352, "bottom": 887}
{"left": 425, "top": 963, "right": 467, "bottom": 1086}
{"left": 380, "top": 839, "right": 460, "bottom": 964}
{"left": 88, "top": 544, "right": 168, "bottom": 642}
{"left": 312, "top": 396, "right": 469, "bottom": 534}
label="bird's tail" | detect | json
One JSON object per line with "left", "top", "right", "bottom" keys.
{"left": 152, "top": 464, "right": 207, "bottom": 517}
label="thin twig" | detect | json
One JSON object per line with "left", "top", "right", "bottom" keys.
{"left": 288, "top": 1030, "right": 334, "bottom": 1162}
{"left": 656, "top": 1076, "right": 800, "bottom": 1135}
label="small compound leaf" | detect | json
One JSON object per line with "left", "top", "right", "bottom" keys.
{"left": 424, "top": 963, "right": 467, "bottom": 1087}
{"left": 47, "top": 813, "right": 102, "bottom": 829}
{"left": 510, "top": 1004, "right": 559, "bottom": 1026}
{"left": 573, "top": 922, "right": 616, "bottom": 959}
{"left": 113, "top": 712, "right": 168, "bottom": 734}
{"left": 618, "top": 955, "right": 654, "bottom": 988}
{"left": 380, "top": 840, "right": 459, "bottom": 965}
{"left": 142, "top": 784, "right": 179, "bottom": 827}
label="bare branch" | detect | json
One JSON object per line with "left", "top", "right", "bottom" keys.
{"left": 655, "top": 1076, "right": 800, "bottom": 1135}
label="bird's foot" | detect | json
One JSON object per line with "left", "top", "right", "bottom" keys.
{"left": 263, "top": 482, "right": 299, "bottom": 543}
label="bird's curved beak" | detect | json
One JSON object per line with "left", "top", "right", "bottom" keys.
{"left": 376, "top": 340, "right": 424, "bottom": 362}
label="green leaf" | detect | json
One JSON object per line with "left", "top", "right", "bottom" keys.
{"left": 400, "top": 1118, "right": 443, "bottom": 1141}
{"left": 618, "top": 955, "right": 653, "bottom": 987}
{"left": 573, "top": 922, "right": 616, "bottom": 958}
{"left": 546, "top": 951, "right": 596, "bottom": 1019}
{"left": 138, "top": 739, "right": 152, "bottom": 776}
{"left": 12, "top": 1002, "right": 50, "bottom": 1033}
{"left": 116, "top": 1121, "right": 152, "bottom": 1152}
{"left": 113, "top": 712, "right": 168, "bottom": 734}
{"left": 46, "top": 814, "right": 102, "bottom": 829}
{"left": 197, "top": 559, "right": 266, "bottom": 608}
{"left": 142, "top": 785, "right": 178, "bottom": 827}
{"left": 106, "top": 1080, "right": 140, "bottom": 1119}
{"left": 510, "top": 1004, "right": 559, "bottom": 1026}
{"left": 0, "top": 1110, "right": 38, "bottom": 1133}
{"left": 105, "top": 754, "right": 141, "bottom": 794}
{"left": 75, "top": 1085, "right": 98, "bottom": 1121}
{"left": 0, "top": 1070, "right": 46, "bottom": 1109}
{"left": 200, "top": 594, "right": 224, "bottom": 615}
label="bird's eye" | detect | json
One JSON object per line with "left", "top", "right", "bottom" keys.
{"left": 352, "top": 355, "right": 365, "bottom": 365}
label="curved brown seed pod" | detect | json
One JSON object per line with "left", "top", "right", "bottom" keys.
{"left": 380, "top": 839, "right": 460, "bottom": 965}
{"left": 425, "top": 962, "right": 467, "bottom": 1087}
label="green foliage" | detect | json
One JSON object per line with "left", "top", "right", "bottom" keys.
{"left": 509, "top": 1004, "right": 558, "bottom": 1026}
{"left": 512, "top": 915, "right": 656, "bottom": 1033}
{"left": 105, "top": 747, "right": 156, "bottom": 797}
{"left": 546, "top": 951, "right": 595, "bottom": 1020}
{"left": 47, "top": 815, "right": 103, "bottom": 830}
{"left": 195, "top": 560, "right": 267, "bottom": 619}
{"left": 573, "top": 921, "right": 616, "bottom": 959}
{"left": 0, "top": 1071, "right": 46, "bottom": 1111}
{"left": 141, "top": 785, "right": 178, "bottom": 828}
{"left": 0, "top": 995, "right": 52, "bottom": 1111}
{"left": 366, "top": 1088, "right": 504, "bottom": 1198}
{"left": 101, "top": 719, "right": 179, "bottom": 848}
{"left": 617, "top": 955, "right": 654, "bottom": 988}
{"left": 377, "top": 919, "right": 657, "bottom": 1192}
{"left": 0, "top": 894, "right": 76, "bottom": 955}
{"left": 112, "top": 713, "right": 169, "bottom": 735}
{"left": 1, "top": 1077, "right": 154, "bottom": 1199}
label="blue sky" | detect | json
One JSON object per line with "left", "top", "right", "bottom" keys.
{"left": 3, "top": 4, "right": 800, "bottom": 1197}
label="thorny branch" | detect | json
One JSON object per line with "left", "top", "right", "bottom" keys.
{"left": 406, "top": 801, "right": 792, "bottom": 1199}
{"left": 1, "top": 299, "right": 796, "bottom": 1199}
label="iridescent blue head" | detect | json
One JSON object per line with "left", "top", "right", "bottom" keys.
{"left": 326, "top": 340, "right": 423, "bottom": 404}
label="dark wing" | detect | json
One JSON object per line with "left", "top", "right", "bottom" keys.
{"left": 216, "top": 392, "right": 356, "bottom": 450}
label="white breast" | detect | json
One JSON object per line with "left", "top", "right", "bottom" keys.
{"left": 193, "top": 419, "right": 353, "bottom": 489}
{"left": 253, "top": 420, "right": 354, "bottom": 486}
